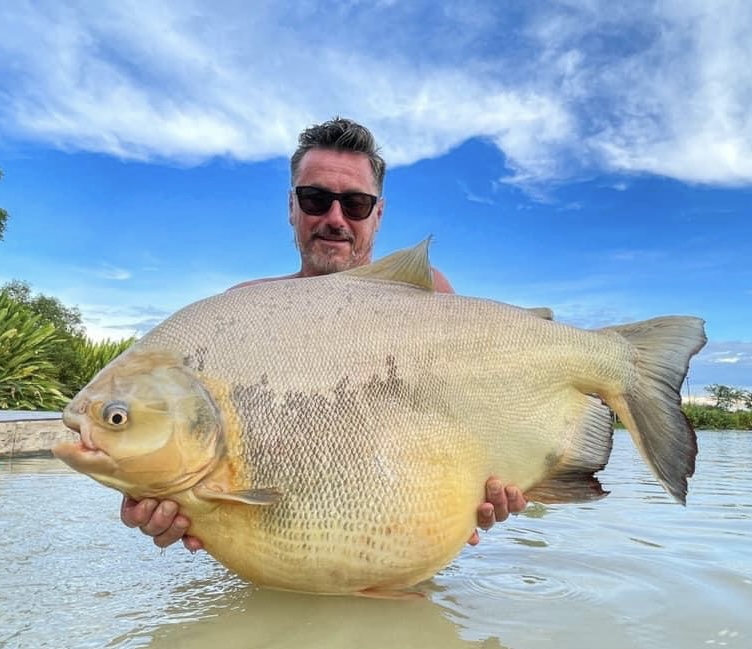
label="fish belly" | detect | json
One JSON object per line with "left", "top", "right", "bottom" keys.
{"left": 185, "top": 411, "right": 485, "bottom": 594}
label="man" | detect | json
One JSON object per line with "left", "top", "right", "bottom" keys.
{"left": 121, "top": 117, "right": 527, "bottom": 551}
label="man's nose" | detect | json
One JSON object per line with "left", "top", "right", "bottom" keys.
{"left": 320, "top": 198, "right": 349, "bottom": 227}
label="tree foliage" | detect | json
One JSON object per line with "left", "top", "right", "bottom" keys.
{"left": 680, "top": 383, "right": 752, "bottom": 430}
{"left": 2, "top": 280, "right": 89, "bottom": 393}
{"left": 2, "top": 280, "right": 85, "bottom": 337}
{"left": 0, "top": 292, "right": 68, "bottom": 409}
{"left": 1, "top": 282, "right": 135, "bottom": 407}
{"left": 683, "top": 403, "right": 752, "bottom": 430}
{"left": 0, "top": 168, "right": 8, "bottom": 242}
{"left": 70, "top": 336, "right": 136, "bottom": 388}
{"left": 705, "top": 383, "right": 750, "bottom": 411}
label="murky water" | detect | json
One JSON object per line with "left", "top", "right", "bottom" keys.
{"left": 1, "top": 430, "right": 750, "bottom": 649}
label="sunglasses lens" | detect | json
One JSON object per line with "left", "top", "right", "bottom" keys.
{"left": 297, "top": 189, "right": 333, "bottom": 215}
{"left": 340, "top": 194, "right": 374, "bottom": 220}
{"left": 295, "top": 187, "right": 376, "bottom": 221}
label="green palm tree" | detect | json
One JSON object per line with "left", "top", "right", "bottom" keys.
{"left": 0, "top": 292, "right": 68, "bottom": 410}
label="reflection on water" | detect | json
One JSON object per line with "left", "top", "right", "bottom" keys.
{"left": 1, "top": 431, "right": 750, "bottom": 649}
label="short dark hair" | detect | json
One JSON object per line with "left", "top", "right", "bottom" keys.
{"left": 290, "top": 117, "right": 386, "bottom": 193}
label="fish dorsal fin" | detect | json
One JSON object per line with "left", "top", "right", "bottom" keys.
{"left": 526, "top": 307, "right": 554, "bottom": 320}
{"left": 343, "top": 238, "right": 435, "bottom": 291}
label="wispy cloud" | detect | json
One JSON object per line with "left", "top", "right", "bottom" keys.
{"left": 702, "top": 343, "right": 752, "bottom": 366}
{"left": 95, "top": 263, "right": 131, "bottom": 280}
{"left": 76, "top": 303, "right": 171, "bottom": 341}
{"left": 458, "top": 181, "right": 495, "bottom": 205}
{"left": 689, "top": 341, "right": 752, "bottom": 391}
{"left": 604, "top": 249, "right": 668, "bottom": 264}
{"left": 1, "top": 1, "right": 750, "bottom": 191}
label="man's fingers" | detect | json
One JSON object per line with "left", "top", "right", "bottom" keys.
{"left": 137, "top": 500, "right": 180, "bottom": 538}
{"left": 505, "top": 486, "right": 527, "bottom": 514}
{"left": 182, "top": 535, "right": 204, "bottom": 553}
{"left": 477, "top": 502, "right": 497, "bottom": 530}
{"left": 121, "top": 496, "right": 197, "bottom": 550}
{"left": 485, "top": 477, "right": 511, "bottom": 523}
{"left": 121, "top": 496, "right": 158, "bottom": 528}
{"left": 467, "top": 530, "right": 481, "bottom": 546}
{"left": 151, "top": 513, "right": 190, "bottom": 549}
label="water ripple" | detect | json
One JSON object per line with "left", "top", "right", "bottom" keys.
{"left": 2, "top": 432, "right": 751, "bottom": 649}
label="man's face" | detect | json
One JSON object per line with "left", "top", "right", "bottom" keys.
{"left": 290, "top": 149, "right": 383, "bottom": 276}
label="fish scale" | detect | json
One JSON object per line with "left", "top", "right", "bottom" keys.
{"left": 54, "top": 240, "right": 706, "bottom": 596}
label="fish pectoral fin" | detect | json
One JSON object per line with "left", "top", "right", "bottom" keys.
{"left": 193, "top": 484, "right": 282, "bottom": 506}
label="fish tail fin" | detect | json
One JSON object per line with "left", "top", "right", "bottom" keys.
{"left": 604, "top": 316, "right": 707, "bottom": 504}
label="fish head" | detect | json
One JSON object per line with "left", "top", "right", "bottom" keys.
{"left": 53, "top": 348, "right": 223, "bottom": 498}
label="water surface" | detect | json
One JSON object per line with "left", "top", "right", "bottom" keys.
{"left": 1, "top": 430, "right": 750, "bottom": 648}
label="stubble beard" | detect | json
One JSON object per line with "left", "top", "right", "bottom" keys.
{"left": 294, "top": 228, "right": 374, "bottom": 275}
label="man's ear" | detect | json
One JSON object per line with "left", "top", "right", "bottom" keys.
{"left": 374, "top": 197, "right": 385, "bottom": 231}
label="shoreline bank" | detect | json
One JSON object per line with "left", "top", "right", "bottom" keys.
{"left": 0, "top": 411, "right": 76, "bottom": 458}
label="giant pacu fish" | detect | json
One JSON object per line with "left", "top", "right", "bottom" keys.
{"left": 54, "top": 240, "right": 706, "bottom": 597}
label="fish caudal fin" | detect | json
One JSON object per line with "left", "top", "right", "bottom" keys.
{"left": 605, "top": 316, "right": 707, "bottom": 504}
{"left": 525, "top": 394, "right": 614, "bottom": 504}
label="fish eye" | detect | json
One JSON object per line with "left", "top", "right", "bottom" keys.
{"left": 102, "top": 402, "right": 129, "bottom": 428}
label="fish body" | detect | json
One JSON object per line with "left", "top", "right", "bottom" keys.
{"left": 54, "top": 241, "right": 706, "bottom": 596}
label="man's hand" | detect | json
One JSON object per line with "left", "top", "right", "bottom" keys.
{"left": 120, "top": 496, "right": 203, "bottom": 552}
{"left": 468, "top": 478, "right": 527, "bottom": 546}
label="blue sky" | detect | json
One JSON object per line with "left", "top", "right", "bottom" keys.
{"left": 0, "top": 1, "right": 750, "bottom": 395}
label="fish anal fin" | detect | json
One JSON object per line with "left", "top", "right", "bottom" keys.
{"left": 344, "top": 238, "right": 434, "bottom": 290}
{"left": 525, "top": 476, "right": 609, "bottom": 504}
{"left": 193, "top": 484, "right": 282, "bottom": 506}
{"left": 527, "top": 393, "right": 614, "bottom": 505}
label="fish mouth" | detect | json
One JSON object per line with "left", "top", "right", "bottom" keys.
{"left": 53, "top": 422, "right": 118, "bottom": 474}
{"left": 78, "top": 426, "right": 105, "bottom": 455}
{"left": 61, "top": 409, "right": 110, "bottom": 460}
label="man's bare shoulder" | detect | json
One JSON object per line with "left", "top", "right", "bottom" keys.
{"left": 431, "top": 268, "right": 454, "bottom": 294}
{"left": 226, "top": 273, "right": 301, "bottom": 291}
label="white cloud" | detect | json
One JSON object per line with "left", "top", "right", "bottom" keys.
{"left": 0, "top": 0, "right": 751, "bottom": 189}
{"left": 78, "top": 303, "right": 166, "bottom": 341}
{"left": 689, "top": 341, "right": 752, "bottom": 391}
{"left": 706, "top": 350, "right": 752, "bottom": 365}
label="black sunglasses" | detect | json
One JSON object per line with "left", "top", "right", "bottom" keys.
{"left": 294, "top": 186, "right": 378, "bottom": 221}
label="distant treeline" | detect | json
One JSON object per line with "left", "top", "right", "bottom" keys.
{"left": 681, "top": 403, "right": 752, "bottom": 430}
{"left": 682, "top": 383, "right": 752, "bottom": 430}
{"left": 613, "top": 403, "right": 751, "bottom": 431}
